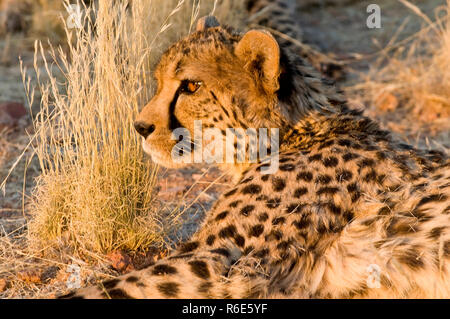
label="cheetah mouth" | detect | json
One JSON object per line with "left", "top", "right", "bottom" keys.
{"left": 142, "top": 139, "right": 186, "bottom": 168}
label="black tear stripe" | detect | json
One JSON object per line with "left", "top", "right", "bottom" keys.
{"left": 169, "top": 87, "right": 184, "bottom": 131}
{"left": 210, "top": 90, "right": 229, "bottom": 119}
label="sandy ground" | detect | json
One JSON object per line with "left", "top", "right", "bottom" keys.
{"left": 0, "top": 0, "right": 449, "bottom": 297}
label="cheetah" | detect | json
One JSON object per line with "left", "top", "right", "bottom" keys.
{"left": 62, "top": 13, "right": 450, "bottom": 298}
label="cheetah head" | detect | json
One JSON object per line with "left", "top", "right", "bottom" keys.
{"left": 134, "top": 16, "right": 333, "bottom": 172}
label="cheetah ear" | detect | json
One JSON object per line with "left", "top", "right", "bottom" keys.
{"left": 196, "top": 16, "right": 220, "bottom": 31}
{"left": 235, "top": 30, "right": 281, "bottom": 93}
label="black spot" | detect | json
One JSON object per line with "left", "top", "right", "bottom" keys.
{"left": 229, "top": 200, "right": 241, "bottom": 208}
{"left": 279, "top": 157, "right": 294, "bottom": 163}
{"left": 256, "top": 164, "right": 271, "bottom": 172}
{"left": 315, "top": 174, "right": 332, "bottom": 185}
{"left": 215, "top": 211, "right": 229, "bottom": 221}
{"left": 444, "top": 241, "right": 450, "bottom": 257}
{"left": 152, "top": 264, "right": 178, "bottom": 276}
{"left": 323, "top": 156, "right": 339, "bottom": 167}
{"left": 279, "top": 163, "right": 296, "bottom": 171}
{"left": 106, "top": 288, "right": 134, "bottom": 299}
{"left": 272, "top": 177, "right": 286, "bottom": 192}
{"left": 249, "top": 224, "right": 264, "bottom": 237}
{"left": 358, "top": 158, "right": 376, "bottom": 169}
{"left": 308, "top": 154, "right": 322, "bottom": 162}
{"left": 157, "top": 282, "right": 180, "bottom": 297}
{"left": 347, "top": 182, "right": 358, "bottom": 192}
{"left": 398, "top": 247, "right": 425, "bottom": 270}
{"left": 297, "top": 171, "right": 313, "bottom": 182}
{"left": 258, "top": 212, "right": 269, "bottom": 222}
{"left": 337, "top": 139, "right": 352, "bottom": 147}
{"left": 210, "top": 248, "right": 230, "bottom": 257}
{"left": 266, "top": 197, "right": 282, "bottom": 208}
{"left": 254, "top": 248, "right": 269, "bottom": 258}
{"left": 317, "top": 187, "right": 339, "bottom": 196}
{"left": 318, "top": 140, "right": 334, "bottom": 150}
{"left": 168, "top": 253, "right": 194, "bottom": 260}
{"left": 343, "top": 210, "right": 354, "bottom": 222}
{"left": 198, "top": 282, "right": 213, "bottom": 295}
{"left": 243, "top": 246, "right": 254, "bottom": 255}
{"left": 399, "top": 143, "right": 414, "bottom": 150}
{"left": 265, "top": 229, "right": 283, "bottom": 241}
{"left": 276, "top": 241, "right": 290, "bottom": 251}
{"left": 427, "top": 226, "right": 446, "bottom": 239}
{"left": 416, "top": 194, "right": 448, "bottom": 207}
{"left": 377, "top": 174, "right": 386, "bottom": 184}
{"left": 387, "top": 217, "right": 420, "bottom": 236}
{"left": 363, "top": 169, "right": 378, "bottom": 182}
{"left": 272, "top": 217, "right": 285, "bottom": 225}
{"left": 206, "top": 235, "right": 216, "bottom": 246}
{"left": 361, "top": 217, "right": 378, "bottom": 227}
{"left": 256, "top": 194, "right": 269, "bottom": 201}
{"left": 240, "top": 205, "right": 255, "bottom": 216}
{"left": 241, "top": 184, "right": 262, "bottom": 195}
{"left": 327, "top": 202, "right": 342, "bottom": 215}
{"left": 410, "top": 208, "right": 433, "bottom": 222}
{"left": 188, "top": 260, "right": 210, "bottom": 279}
{"left": 235, "top": 235, "right": 246, "bottom": 247}
{"left": 364, "top": 144, "right": 378, "bottom": 151}
{"left": 336, "top": 169, "right": 353, "bottom": 182}
{"left": 293, "top": 187, "right": 308, "bottom": 198}
{"left": 342, "top": 152, "right": 359, "bottom": 162}
{"left": 443, "top": 205, "right": 450, "bottom": 215}
{"left": 125, "top": 276, "right": 139, "bottom": 283}
{"left": 351, "top": 192, "right": 362, "bottom": 202}
{"left": 376, "top": 151, "right": 387, "bottom": 160}
{"left": 224, "top": 188, "right": 238, "bottom": 197}
{"left": 179, "top": 241, "right": 199, "bottom": 253}
{"left": 219, "top": 225, "right": 237, "bottom": 238}
{"left": 293, "top": 215, "right": 310, "bottom": 229}
{"left": 102, "top": 279, "right": 120, "bottom": 289}
{"left": 377, "top": 206, "right": 391, "bottom": 216}
{"left": 261, "top": 175, "right": 270, "bottom": 181}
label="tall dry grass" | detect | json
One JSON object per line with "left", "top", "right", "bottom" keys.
{"left": 348, "top": 0, "right": 450, "bottom": 132}
{"left": 20, "top": 0, "right": 244, "bottom": 256}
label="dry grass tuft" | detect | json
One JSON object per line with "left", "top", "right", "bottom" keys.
{"left": 347, "top": 0, "right": 450, "bottom": 143}
{"left": 25, "top": 0, "right": 244, "bottom": 256}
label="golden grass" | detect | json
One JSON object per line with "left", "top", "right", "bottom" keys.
{"left": 24, "top": 0, "right": 244, "bottom": 255}
{"left": 347, "top": 0, "right": 450, "bottom": 132}
{"left": 0, "top": 0, "right": 244, "bottom": 298}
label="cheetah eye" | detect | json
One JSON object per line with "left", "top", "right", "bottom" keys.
{"left": 180, "top": 80, "right": 202, "bottom": 94}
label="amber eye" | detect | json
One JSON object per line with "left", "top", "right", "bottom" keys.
{"left": 181, "top": 80, "right": 202, "bottom": 94}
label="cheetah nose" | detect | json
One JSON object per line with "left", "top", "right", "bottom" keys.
{"left": 134, "top": 121, "right": 156, "bottom": 138}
